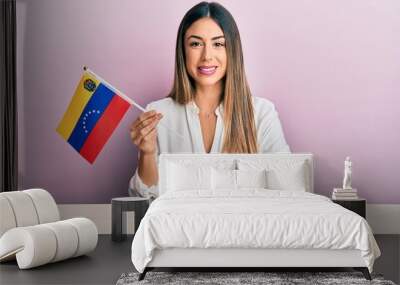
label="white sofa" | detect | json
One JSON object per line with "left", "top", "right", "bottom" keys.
{"left": 0, "top": 188, "right": 98, "bottom": 269}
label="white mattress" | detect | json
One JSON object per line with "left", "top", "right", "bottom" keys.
{"left": 131, "top": 190, "right": 381, "bottom": 273}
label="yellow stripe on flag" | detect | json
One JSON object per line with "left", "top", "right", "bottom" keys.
{"left": 56, "top": 72, "right": 100, "bottom": 140}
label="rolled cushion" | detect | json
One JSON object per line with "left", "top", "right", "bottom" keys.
{"left": 64, "top": 218, "right": 98, "bottom": 257}
{"left": 23, "top": 189, "right": 60, "bottom": 223}
{"left": 42, "top": 221, "right": 79, "bottom": 262}
{"left": 0, "top": 191, "right": 39, "bottom": 227}
{"left": 0, "top": 189, "right": 59, "bottom": 235}
{"left": 65, "top": 218, "right": 98, "bottom": 257}
{"left": 0, "top": 218, "right": 98, "bottom": 269}
{"left": 0, "top": 226, "right": 57, "bottom": 269}
{"left": 0, "top": 196, "right": 17, "bottom": 237}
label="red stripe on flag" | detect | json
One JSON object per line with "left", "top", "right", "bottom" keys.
{"left": 80, "top": 95, "right": 130, "bottom": 163}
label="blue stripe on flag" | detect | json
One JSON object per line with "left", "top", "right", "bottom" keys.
{"left": 68, "top": 83, "right": 115, "bottom": 151}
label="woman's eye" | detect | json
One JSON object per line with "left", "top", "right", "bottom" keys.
{"left": 214, "top": 42, "right": 225, "bottom": 47}
{"left": 189, "top": 42, "right": 201, "bottom": 47}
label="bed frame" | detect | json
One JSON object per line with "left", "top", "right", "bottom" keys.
{"left": 138, "top": 153, "right": 372, "bottom": 281}
{"left": 139, "top": 248, "right": 371, "bottom": 280}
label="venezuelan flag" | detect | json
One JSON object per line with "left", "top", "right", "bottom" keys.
{"left": 57, "top": 69, "right": 131, "bottom": 164}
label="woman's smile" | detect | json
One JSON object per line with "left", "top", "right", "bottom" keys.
{"left": 198, "top": 66, "right": 218, "bottom": 76}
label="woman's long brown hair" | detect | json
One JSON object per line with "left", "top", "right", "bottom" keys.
{"left": 167, "top": 1, "right": 258, "bottom": 153}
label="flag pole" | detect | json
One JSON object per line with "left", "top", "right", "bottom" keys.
{"left": 83, "top": 66, "right": 139, "bottom": 108}
{"left": 83, "top": 66, "right": 185, "bottom": 139}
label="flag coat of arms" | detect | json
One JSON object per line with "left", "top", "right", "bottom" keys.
{"left": 57, "top": 69, "right": 131, "bottom": 164}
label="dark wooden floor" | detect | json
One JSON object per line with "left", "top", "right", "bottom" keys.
{"left": 0, "top": 235, "right": 398, "bottom": 285}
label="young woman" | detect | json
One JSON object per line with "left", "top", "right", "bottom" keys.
{"left": 129, "top": 2, "right": 290, "bottom": 199}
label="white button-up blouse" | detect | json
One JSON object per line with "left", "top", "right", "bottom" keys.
{"left": 128, "top": 96, "right": 291, "bottom": 198}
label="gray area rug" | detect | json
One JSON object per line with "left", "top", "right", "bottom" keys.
{"left": 116, "top": 271, "right": 396, "bottom": 285}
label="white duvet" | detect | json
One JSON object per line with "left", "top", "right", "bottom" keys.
{"left": 131, "top": 190, "right": 380, "bottom": 273}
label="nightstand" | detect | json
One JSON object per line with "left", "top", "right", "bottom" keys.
{"left": 332, "top": 198, "right": 366, "bottom": 218}
{"left": 111, "top": 197, "right": 150, "bottom": 242}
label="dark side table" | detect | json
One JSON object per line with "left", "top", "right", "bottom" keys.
{"left": 111, "top": 197, "right": 150, "bottom": 242}
{"left": 332, "top": 198, "right": 366, "bottom": 218}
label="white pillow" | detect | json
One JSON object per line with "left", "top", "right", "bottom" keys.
{"left": 211, "top": 168, "right": 236, "bottom": 190}
{"left": 266, "top": 161, "right": 308, "bottom": 191}
{"left": 211, "top": 168, "right": 268, "bottom": 190}
{"left": 237, "top": 159, "right": 309, "bottom": 191}
{"left": 236, "top": 169, "right": 268, "bottom": 189}
{"left": 167, "top": 162, "right": 212, "bottom": 191}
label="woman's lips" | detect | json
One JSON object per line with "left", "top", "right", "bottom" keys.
{"left": 198, "top": 66, "right": 217, "bottom": 76}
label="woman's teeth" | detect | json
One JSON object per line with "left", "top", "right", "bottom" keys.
{"left": 198, "top": 66, "right": 217, "bottom": 75}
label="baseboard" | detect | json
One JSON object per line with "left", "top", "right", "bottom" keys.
{"left": 58, "top": 203, "right": 400, "bottom": 235}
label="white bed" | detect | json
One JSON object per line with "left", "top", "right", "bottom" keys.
{"left": 131, "top": 153, "right": 380, "bottom": 280}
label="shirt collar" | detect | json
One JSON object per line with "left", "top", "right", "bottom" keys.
{"left": 188, "top": 99, "right": 224, "bottom": 117}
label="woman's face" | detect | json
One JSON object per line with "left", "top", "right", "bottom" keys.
{"left": 184, "top": 17, "right": 227, "bottom": 89}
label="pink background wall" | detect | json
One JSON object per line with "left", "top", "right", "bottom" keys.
{"left": 16, "top": 0, "right": 400, "bottom": 203}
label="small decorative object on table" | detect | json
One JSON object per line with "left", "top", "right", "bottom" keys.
{"left": 332, "top": 156, "right": 358, "bottom": 200}
{"left": 332, "top": 157, "right": 366, "bottom": 218}
{"left": 111, "top": 197, "right": 150, "bottom": 242}
{"left": 342, "top": 156, "right": 353, "bottom": 190}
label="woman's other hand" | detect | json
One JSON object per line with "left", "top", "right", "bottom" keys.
{"left": 130, "top": 110, "right": 163, "bottom": 155}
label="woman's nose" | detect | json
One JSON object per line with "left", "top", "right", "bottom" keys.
{"left": 202, "top": 44, "right": 213, "bottom": 61}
